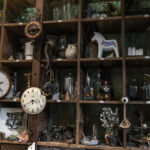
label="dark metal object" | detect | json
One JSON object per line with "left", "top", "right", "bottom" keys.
{"left": 57, "top": 35, "right": 68, "bottom": 58}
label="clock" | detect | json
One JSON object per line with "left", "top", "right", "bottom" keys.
{"left": 21, "top": 87, "right": 46, "bottom": 115}
{"left": 0, "top": 70, "right": 11, "bottom": 99}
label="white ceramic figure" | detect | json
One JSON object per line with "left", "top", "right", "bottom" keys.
{"left": 65, "top": 44, "right": 77, "bottom": 58}
{"left": 91, "top": 32, "right": 119, "bottom": 58}
{"left": 28, "top": 142, "right": 35, "bottom": 150}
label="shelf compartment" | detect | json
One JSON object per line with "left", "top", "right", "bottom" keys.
{"left": 37, "top": 141, "right": 123, "bottom": 150}
{"left": 80, "top": 100, "right": 121, "bottom": 104}
{"left": 5, "top": 0, "right": 35, "bottom": 23}
{"left": 0, "top": 140, "right": 28, "bottom": 145}
{"left": 125, "top": 15, "right": 150, "bottom": 32}
{"left": 41, "top": 59, "right": 77, "bottom": 67}
{"left": 81, "top": 17, "right": 121, "bottom": 34}
{"left": 43, "top": 20, "right": 78, "bottom": 35}
{"left": 80, "top": 58, "right": 122, "bottom": 67}
{"left": 0, "top": 60, "right": 32, "bottom": 69}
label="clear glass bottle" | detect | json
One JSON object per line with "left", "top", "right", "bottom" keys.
{"left": 93, "top": 69, "right": 102, "bottom": 100}
{"left": 141, "top": 79, "right": 149, "bottom": 101}
{"left": 84, "top": 73, "right": 94, "bottom": 100}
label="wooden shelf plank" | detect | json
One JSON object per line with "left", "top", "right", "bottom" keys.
{"left": 128, "top": 101, "right": 148, "bottom": 104}
{"left": 0, "top": 60, "right": 32, "bottom": 68}
{"left": 80, "top": 100, "right": 121, "bottom": 104}
{"left": 81, "top": 16, "right": 122, "bottom": 22}
{"left": 0, "top": 98, "right": 20, "bottom": 103}
{"left": 37, "top": 141, "right": 123, "bottom": 150}
{"left": 0, "top": 140, "right": 28, "bottom": 145}
{"left": 4, "top": 22, "right": 27, "bottom": 27}
{"left": 43, "top": 19, "right": 78, "bottom": 24}
{"left": 80, "top": 57, "right": 122, "bottom": 67}
{"left": 47, "top": 100, "right": 76, "bottom": 103}
{"left": 126, "top": 56, "right": 150, "bottom": 66}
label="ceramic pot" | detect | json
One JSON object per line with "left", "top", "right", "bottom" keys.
{"left": 65, "top": 44, "right": 77, "bottom": 58}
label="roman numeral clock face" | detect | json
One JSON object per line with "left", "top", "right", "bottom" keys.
{"left": 0, "top": 71, "right": 11, "bottom": 99}
{"left": 21, "top": 87, "right": 46, "bottom": 115}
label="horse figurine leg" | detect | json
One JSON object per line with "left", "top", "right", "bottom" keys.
{"left": 98, "top": 45, "right": 104, "bottom": 58}
{"left": 113, "top": 40, "right": 119, "bottom": 57}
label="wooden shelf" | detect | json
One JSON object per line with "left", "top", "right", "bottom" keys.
{"left": 80, "top": 100, "right": 121, "bottom": 104}
{"left": 4, "top": 22, "right": 27, "bottom": 27}
{"left": 0, "top": 98, "right": 20, "bottom": 103}
{"left": 41, "top": 59, "right": 77, "bottom": 67}
{"left": 47, "top": 100, "right": 76, "bottom": 103}
{"left": 128, "top": 101, "right": 148, "bottom": 104}
{"left": 126, "top": 56, "right": 150, "bottom": 66}
{"left": 37, "top": 141, "right": 123, "bottom": 150}
{"left": 0, "top": 60, "right": 32, "bottom": 69}
{"left": 80, "top": 57, "right": 122, "bottom": 67}
{"left": 43, "top": 19, "right": 78, "bottom": 24}
{"left": 81, "top": 16, "right": 122, "bottom": 22}
{"left": 0, "top": 140, "right": 28, "bottom": 145}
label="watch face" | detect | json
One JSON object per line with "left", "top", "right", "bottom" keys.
{"left": 21, "top": 87, "right": 46, "bottom": 115}
{"left": 0, "top": 71, "right": 11, "bottom": 98}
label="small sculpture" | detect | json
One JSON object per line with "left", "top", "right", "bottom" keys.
{"left": 91, "top": 32, "right": 119, "bottom": 58}
{"left": 65, "top": 44, "right": 77, "bottom": 59}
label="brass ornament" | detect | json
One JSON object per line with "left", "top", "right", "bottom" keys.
{"left": 24, "top": 21, "right": 42, "bottom": 39}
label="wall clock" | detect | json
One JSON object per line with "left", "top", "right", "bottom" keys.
{"left": 25, "top": 21, "right": 42, "bottom": 39}
{"left": 21, "top": 87, "right": 46, "bottom": 115}
{"left": 0, "top": 70, "right": 11, "bottom": 99}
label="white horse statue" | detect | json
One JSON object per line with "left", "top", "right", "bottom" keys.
{"left": 28, "top": 142, "right": 35, "bottom": 150}
{"left": 91, "top": 32, "right": 119, "bottom": 58}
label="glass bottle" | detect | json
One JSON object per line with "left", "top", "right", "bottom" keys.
{"left": 101, "top": 80, "right": 111, "bottom": 101}
{"left": 128, "top": 78, "right": 139, "bottom": 100}
{"left": 141, "top": 79, "right": 149, "bottom": 101}
{"left": 93, "top": 69, "right": 102, "bottom": 100}
{"left": 84, "top": 73, "right": 94, "bottom": 100}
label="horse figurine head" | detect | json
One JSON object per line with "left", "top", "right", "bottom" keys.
{"left": 91, "top": 32, "right": 105, "bottom": 43}
{"left": 28, "top": 142, "right": 35, "bottom": 150}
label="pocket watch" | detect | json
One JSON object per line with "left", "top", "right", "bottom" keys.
{"left": 0, "top": 70, "right": 11, "bottom": 99}
{"left": 21, "top": 87, "right": 46, "bottom": 115}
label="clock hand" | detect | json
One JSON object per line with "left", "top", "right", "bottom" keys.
{"left": 0, "top": 82, "right": 3, "bottom": 84}
{"left": 24, "top": 100, "right": 34, "bottom": 106}
{"left": 0, "top": 88, "right": 3, "bottom": 93}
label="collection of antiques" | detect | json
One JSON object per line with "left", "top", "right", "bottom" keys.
{"left": 84, "top": 69, "right": 112, "bottom": 101}
{"left": 39, "top": 125, "right": 76, "bottom": 144}
{"left": 83, "top": 1, "right": 121, "bottom": 19}
{"left": 127, "top": 74, "right": 150, "bottom": 101}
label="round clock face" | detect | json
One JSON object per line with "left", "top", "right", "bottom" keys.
{"left": 21, "top": 87, "right": 46, "bottom": 115}
{"left": 0, "top": 70, "right": 11, "bottom": 99}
